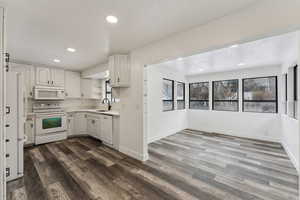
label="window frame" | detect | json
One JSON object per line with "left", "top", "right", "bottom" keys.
{"left": 189, "top": 82, "right": 209, "bottom": 110}
{"left": 105, "top": 80, "right": 112, "bottom": 102}
{"left": 242, "top": 76, "right": 278, "bottom": 113}
{"left": 162, "top": 78, "right": 174, "bottom": 112}
{"left": 177, "top": 81, "right": 185, "bottom": 110}
{"left": 212, "top": 79, "right": 239, "bottom": 112}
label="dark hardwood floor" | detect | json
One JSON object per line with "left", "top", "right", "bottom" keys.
{"left": 7, "top": 129, "right": 299, "bottom": 200}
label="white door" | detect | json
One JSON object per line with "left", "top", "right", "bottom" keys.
{"left": 51, "top": 68, "right": 65, "bottom": 87}
{"left": 6, "top": 72, "right": 25, "bottom": 181}
{"left": 65, "top": 71, "right": 81, "bottom": 98}
{"left": 74, "top": 113, "right": 87, "bottom": 134}
{"left": 67, "top": 116, "right": 74, "bottom": 136}
{"left": 101, "top": 115, "right": 113, "bottom": 145}
{"left": 36, "top": 67, "right": 51, "bottom": 86}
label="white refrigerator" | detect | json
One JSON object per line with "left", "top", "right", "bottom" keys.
{"left": 5, "top": 71, "right": 25, "bottom": 181}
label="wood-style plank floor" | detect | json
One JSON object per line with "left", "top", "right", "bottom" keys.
{"left": 7, "top": 129, "right": 299, "bottom": 200}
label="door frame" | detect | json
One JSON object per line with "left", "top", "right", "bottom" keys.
{"left": 0, "top": 6, "right": 6, "bottom": 200}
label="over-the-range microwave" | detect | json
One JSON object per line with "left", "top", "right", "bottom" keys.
{"left": 34, "top": 86, "right": 65, "bottom": 100}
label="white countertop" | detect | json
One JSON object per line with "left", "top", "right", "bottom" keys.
{"left": 66, "top": 109, "right": 120, "bottom": 116}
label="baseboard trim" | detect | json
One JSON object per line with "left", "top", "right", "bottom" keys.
{"left": 119, "top": 146, "right": 148, "bottom": 161}
{"left": 281, "top": 141, "right": 299, "bottom": 174}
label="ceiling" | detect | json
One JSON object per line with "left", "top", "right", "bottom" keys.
{"left": 5, "top": 0, "right": 259, "bottom": 71}
{"left": 156, "top": 32, "right": 298, "bottom": 76}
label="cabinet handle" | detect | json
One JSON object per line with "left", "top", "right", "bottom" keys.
{"left": 30, "top": 91, "right": 33, "bottom": 97}
{"left": 6, "top": 106, "right": 10, "bottom": 114}
{"left": 30, "top": 123, "right": 34, "bottom": 128}
{"left": 5, "top": 139, "right": 9, "bottom": 142}
{"left": 48, "top": 80, "right": 50, "bottom": 84}
{"left": 117, "top": 77, "right": 120, "bottom": 82}
{"left": 65, "top": 92, "right": 68, "bottom": 97}
{"left": 52, "top": 81, "right": 54, "bottom": 85}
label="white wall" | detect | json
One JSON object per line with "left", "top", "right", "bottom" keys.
{"left": 187, "top": 66, "right": 282, "bottom": 142}
{"left": 280, "top": 34, "right": 300, "bottom": 172}
{"left": 146, "top": 66, "right": 188, "bottom": 143}
{"left": 117, "top": 0, "right": 300, "bottom": 161}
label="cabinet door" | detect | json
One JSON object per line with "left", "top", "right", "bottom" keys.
{"left": 80, "top": 78, "right": 92, "bottom": 98}
{"left": 25, "top": 120, "right": 34, "bottom": 145}
{"left": 36, "top": 67, "right": 51, "bottom": 86}
{"left": 67, "top": 117, "right": 74, "bottom": 136}
{"left": 108, "top": 55, "right": 130, "bottom": 87}
{"left": 101, "top": 115, "right": 113, "bottom": 145}
{"left": 74, "top": 113, "right": 87, "bottom": 134}
{"left": 65, "top": 71, "right": 81, "bottom": 98}
{"left": 51, "top": 68, "right": 65, "bottom": 87}
{"left": 24, "top": 66, "right": 35, "bottom": 98}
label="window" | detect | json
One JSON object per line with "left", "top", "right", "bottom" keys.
{"left": 189, "top": 82, "right": 209, "bottom": 110}
{"left": 213, "top": 79, "right": 238, "bottom": 111}
{"left": 283, "top": 74, "right": 288, "bottom": 114}
{"left": 242, "top": 76, "right": 277, "bottom": 113}
{"left": 293, "top": 65, "right": 298, "bottom": 118}
{"left": 162, "top": 79, "right": 174, "bottom": 111}
{"left": 177, "top": 82, "right": 185, "bottom": 110}
{"left": 105, "top": 80, "right": 112, "bottom": 102}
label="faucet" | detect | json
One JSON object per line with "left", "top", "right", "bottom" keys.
{"left": 102, "top": 97, "right": 112, "bottom": 111}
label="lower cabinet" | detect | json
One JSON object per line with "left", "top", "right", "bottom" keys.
{"left": 72, "top": 112, "right": 113, "bottom": 146}
{"left": 25, "top": 119, "right": 35, "bottom": 145}
{"left": 74, "top": 113, "right": 87, "bottom": 135}
{"left": 100, "top": 115, "right": 113, "bottom": 145}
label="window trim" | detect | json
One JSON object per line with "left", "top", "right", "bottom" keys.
{"left": 212, "top": 79, "right": 239, "bottom": 112}
{"left": 105, "top": 80, "right": 112, "bottom": 102}
{"left": 177, "top": 81, "right": 185, "bottom": 110}
{"left": 189, "top": 82, "right": 209, "bottom": 110}
{"left": 162, "top": 78, "right": 174, "bottom": 112}
{"left": 242, "top": 76, "right": 278, "bottom": 113}
{"left": 294, "top": 65, "right": 298, "bottom": 101}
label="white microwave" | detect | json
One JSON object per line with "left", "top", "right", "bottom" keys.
{"left": 34, "top": 86, "right": 65, "bottom": 100}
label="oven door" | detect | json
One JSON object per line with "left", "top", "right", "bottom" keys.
{"left": 35, "top": 113, "right": 67, "bottom": 135}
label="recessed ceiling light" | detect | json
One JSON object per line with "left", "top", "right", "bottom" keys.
{"left": 238, "top": 62, "right": 245, "bottom": 66}
{"left": 230, "top": 44, "right": 239, "bottom": 48}
{"left": 67, "top": 48, "right": 76, "bottom": 52}
{"left": 106, "top": 15, "right": 118, "bottom": 24}
{"left": 53, "top": 59, "right": 61, "bottom": 63}
{"left": 177, "top": 57, "right": 183, "bottom": 61}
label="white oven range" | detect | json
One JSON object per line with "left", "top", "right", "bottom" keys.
{"left": 33, "top": 102, "right": 67, "bottom": 144}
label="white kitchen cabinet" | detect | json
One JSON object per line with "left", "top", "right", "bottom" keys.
{"left": 109, "top": 55, "right": 130, "bottom": 87}
{"left": 10, "top": 63, "right": 35, "bottom": 98}
{"left": 65, "top": 71, "right": 81, "bottom": 98}
{"left": 51, "top": 68, "right": 65, "bottom": 87}
{"left": 87, "top": 115, "right": 101, "bottom": 139}
{"left": 74, "top": 113, "right": 87, "bottom": 135}
{"left": 36, "top": 67, "right": 51, "bottom": 86}
{"left": 80, "top": 78, "right": 102, "bottom": 99}
{"left": 35, "top": 67, "right": 65, "bottom": 87}
{"left": 25, "top": 119, "right": 34, "bottom": 145}
{"left": 100, "top": 115, "right": 113, "bottom": 145}
{"left": 67, "top": 114, "right": 74, "bottom": 136}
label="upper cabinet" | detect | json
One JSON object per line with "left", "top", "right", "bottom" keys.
{"left": 65, "top": 71, "right": 81, "bottom": 98}
{"left": 109, "top": 55, "right": 130, "bottom": 87}
{"left": 35, "top": 67, "right": 64, "bottom": 87}
{"left": 51, "top": 68, "right": 65, "bottom": 87}
{"left": 10, "top": 63, "right": 35, "bottom": 98}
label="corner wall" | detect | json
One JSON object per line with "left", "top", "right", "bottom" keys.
{"left": 146, "top": 66, "right": 188, "bottom": 143}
